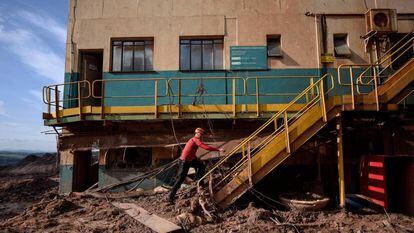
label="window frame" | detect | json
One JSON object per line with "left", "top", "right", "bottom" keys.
{"left": 179, "top": 38, "right": 224, "bottom": 71}
{"left": 333, "top": 34, "right": 352, "bottom": 58}
{"left": 267, "top": 35, "right": 282, "bottom": 58}
{"left": 110, "top": 39, "right": 154, "bottom": 72}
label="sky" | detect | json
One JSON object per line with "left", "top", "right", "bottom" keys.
{"left": 0, "top": 0, "right": 68, "bottom": 152}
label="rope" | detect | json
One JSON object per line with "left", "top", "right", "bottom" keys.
{"left": 167, "top": 83, "right": 183, "bottom": 150}
{"left": 96, "top": 159, "right": 178, "bottom": 192}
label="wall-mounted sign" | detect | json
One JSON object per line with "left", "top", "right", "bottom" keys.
{"left": 230, "top": 46, "right": 268, "bottom": 70}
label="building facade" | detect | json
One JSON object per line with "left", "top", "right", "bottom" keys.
{"left": 43, "top": 0, "right": 414, "bottom": 209}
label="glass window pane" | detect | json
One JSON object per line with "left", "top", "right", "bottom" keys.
{"left": 180, "top": 44, "right": 190, "bottom": 70}
{"left": 191, "top": 44, "right": 202, "bottom": 70}
{"left": 214, "top": 43, "right": 223, "bottom": 70}
{"left": 214, "top": 39, "right": 223, "bottom": 44}
{"left": 191, "top": 40, "right": 202, "bottom": 45}
{"left": 181, "top": 40, "right": 190, "bottom": 44}
{"left": 122, "top": 42, "right": 134, "bottom": 71}
{"left": 145, "top": 43, "right": 153, "bottom": 70}
{"left": 112, "top": 44, "right": 122, "bottom": 71}
{"left": 134, "top": 45, "right": 144, "bottom": 71}
{"left": 203, "top": 43, "right": 214, "bottom": 70}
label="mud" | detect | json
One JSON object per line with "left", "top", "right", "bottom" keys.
{"left": 1, "top": 155, "right": 414, "bottom": 232}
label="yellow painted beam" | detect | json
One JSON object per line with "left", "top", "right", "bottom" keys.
{"left": 48, "top": 103, "right": 308, "bottom": 118}
{"left": 336, "top": 114, "right": 346, "bottom": 208}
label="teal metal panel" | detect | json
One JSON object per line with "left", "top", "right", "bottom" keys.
{"left": 63, "top": 73, "right": 79, "bottom": 108}
{"left": 327, "top": 67, "right": 372, "bottom": 97}
{"left": 230, "top": 46, "right": 268, "bottom": 70}
{"left": 102, "top": 69, "right": 323, "bottom": 106}
{"left": 59, "top": 165, "right": 73, "bottom": 193}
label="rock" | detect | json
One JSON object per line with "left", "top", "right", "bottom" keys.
{"left": 176, "top": 212, "right": 203, "bottom": 228}
{"left": 247, "top": 208, "right": 273, "bottom": 224}
{"left": 153, "top": 186, "right": 169, "bottom": 194}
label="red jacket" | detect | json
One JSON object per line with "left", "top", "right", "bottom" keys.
{"left": 180, "top": 137, "right": 219, "bottom": 161}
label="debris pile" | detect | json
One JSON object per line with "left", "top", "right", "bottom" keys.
{"left": 1, "top": 154, "right": 414, "bottom": 232}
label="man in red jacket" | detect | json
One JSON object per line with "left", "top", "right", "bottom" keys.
{"left": 168, "top": 127, "right": 224, "bottom": 203}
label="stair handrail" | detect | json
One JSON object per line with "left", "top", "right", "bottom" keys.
{"left": 371, "top": 31, "right": 414, "bottom": 65}
{"left": 337, "top": 33, "right": 413, "bottom": 110}
{"left": 356, "top": 35, "right": 414, "bottom": 87}
{"left": 197, "top": 73, "right": 335, "bottom": 190}
{"left": 337, "top": 32, "right": 414, "bottom": 87}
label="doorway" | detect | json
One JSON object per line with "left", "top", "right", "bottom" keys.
{"left": 79, "top": 50, "right": 103, "bottom": 106}
{"left": 73, "top": 150, "right": 98, "bottom": 192}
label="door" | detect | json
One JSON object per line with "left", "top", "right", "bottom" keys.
{"left": 80, "top": 52, "right": 103, "bottom": 106}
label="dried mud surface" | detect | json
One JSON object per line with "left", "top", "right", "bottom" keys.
{"left": 1, "top": 156, "right": 414, "bottom": 232}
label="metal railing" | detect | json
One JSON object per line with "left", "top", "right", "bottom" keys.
{"left": 246, "top": 76, "right": 317, "bottom": 116}
{"left": 92, "top": 78, "right": 168, "bottom": 118}
{"left": 338, "top": 32, "right": 414, "bottom": 110}
{"left": 197, "top": 73, "right": 335, "bottom": 194}
{"left": 42, "top": 80, "right": 91, "bottom": 122}
{"left": 43, "top": 76, "right": 321, "bottom": 119}
{"left": 167, "top": 77, "right": 246, "bottom": 117}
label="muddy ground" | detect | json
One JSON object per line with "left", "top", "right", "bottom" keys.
{"left": 1, "top": 155, "right": 414, "bottom": 232}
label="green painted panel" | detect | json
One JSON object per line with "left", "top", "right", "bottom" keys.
{"left": 230, "top": 46, "right": 268, "bottom": 70}
{"left": 101, "top": 68, "right": 321, "bottom": 106}
{"left": 63, "top": 73, "right": 79, "bottom": 108}
{"left": 59, "top": 165, "right": 73, "bottom": 193}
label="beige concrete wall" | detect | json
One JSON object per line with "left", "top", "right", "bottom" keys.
{"left": 65, "top": 0, "right": 414, "bottom": 72}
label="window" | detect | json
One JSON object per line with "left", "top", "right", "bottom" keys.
{"left": 180, "top": 39, "right": 223, "bottom": 70}
{"left": 333, "top": 34, "right": 351, "bottom": 58}
{"left": 267, "top": 36, "right": 282, "bottom": 57}
{"left": 112, "top": 40, "right": 153, "bottom": 71}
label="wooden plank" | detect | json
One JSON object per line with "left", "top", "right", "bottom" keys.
{"left": 112, "top": 202, "right": 182, "bottom": 233}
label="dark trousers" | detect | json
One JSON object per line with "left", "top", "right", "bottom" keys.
{"left": 169, "top": 159, "right": 205, "bottom": 201}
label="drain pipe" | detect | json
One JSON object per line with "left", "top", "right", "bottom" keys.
{"left": 320, "top": 14, "right": 328, "bottom": 76}
{"left": 314, "top": 14, "right": 321, "bottom": 79}
{"left": 70, "top": 0, "right": 77, "bottom": 81}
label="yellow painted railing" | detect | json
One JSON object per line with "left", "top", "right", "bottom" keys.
{"left": 43, "top": 76, "right": 319, "bottom": 120}
{"left": 197, "top": 73, "right": 335, "bottom": 192}
{"left": 338, "top": 32, "right": 414, "bottom": 110}
{"left": 92, "top": 78, "right": 168, "bottom": 118}
{"left": 246, "top": 76, "right": 317, "bottom": 116}
{"left": 42, "top": 80, "right": 91, "bottom": 122}
{"left": 167, "top": 77, "right": 246, "bottom": 117}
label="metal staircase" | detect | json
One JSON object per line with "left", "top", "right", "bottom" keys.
{"left": 339, "top": 32, "right": 414, "bottom": 109}
{"left": 199, "top": 33, "right": 414, "bottom": 208}
{"left": 198, "top": 74, "right": 340, "bottom": 207}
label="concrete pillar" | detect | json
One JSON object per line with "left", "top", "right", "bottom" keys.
{"left": 59, "top": 150, "right": 75, "bottom": 193}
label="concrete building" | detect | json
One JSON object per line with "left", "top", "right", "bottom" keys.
{"left": 43, "top": 0, "right": 414, "bottom": 211}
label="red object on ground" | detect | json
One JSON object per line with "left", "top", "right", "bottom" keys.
{"left": 360, "top": 155, "right": 387, "bottom": 208}
{"left": 360, "top": 155, "right": 414, "bottom": 215}
{"left": 180, "top": 137, "right": 219, "bottom": 161}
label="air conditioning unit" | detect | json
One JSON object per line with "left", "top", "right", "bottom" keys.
{"left": 365, "top": 9, "right": 398, "bottom": 34}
